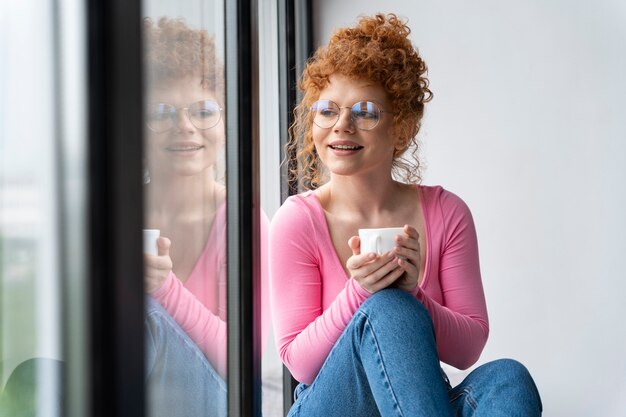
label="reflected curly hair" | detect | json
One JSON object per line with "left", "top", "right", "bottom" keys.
{"left": 143, "top": 17, "right": 223, "bottom": 99}
{"left": 288, "top": 13, "right": 432, "bottom": 189}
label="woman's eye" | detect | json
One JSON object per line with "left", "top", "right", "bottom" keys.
{"left": 354, "top": 111, "right": 376, "bottom": 120}
{"left": 319, "top": 109, "right": 337, "bottom": 117}
{"left": 195, "top": 109, "right": 215, "bottom": 119}
{"left": 149, "top": 112, "right": 169, "bottom": 121}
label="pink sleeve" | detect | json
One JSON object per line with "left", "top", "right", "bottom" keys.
{"left": 413, "top": 190, "right": 489, "bottom": 370}
{"left": 269, "top": 198, "right": 371, "bottom": 384}
{"left": 150, "top": 210, "right": 271, "bottom": 380}
{"left": 151, "top": 271, "right": 227, "bottom": 378}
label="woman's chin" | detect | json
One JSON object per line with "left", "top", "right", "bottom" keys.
{"left": 151, "top": 162, "right": 216, "bottom": 181}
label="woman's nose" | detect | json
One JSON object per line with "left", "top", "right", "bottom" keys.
{"left": 333, "top": 108, "right": 355, "bottom": 132}
{"left": 175, "top": 108, "right": 195, "bottom": 131}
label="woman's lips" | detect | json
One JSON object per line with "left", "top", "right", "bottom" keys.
{"left": 165, "top": 143, "right": 204, "bottom": 154}
{"left": 328, "top": 141, "right": 363, "bottom": 154}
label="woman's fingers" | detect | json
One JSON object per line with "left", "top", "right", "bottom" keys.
{"left": 349, "top": 251, "right": 394, "bottom": 277}
{"left": 390, "top": 225, "right": 421, "bottom": 291}
{"left": 144, "top": 236, "right": 173, "bottom": 293}
{"left": 364, "top": 262, "right": 405, "bottom": 293}
{"left": 348, "top": 236, "right": 360, "bottom": 255}
{"left": 348, "top": 225, "right": 422, "bottom": 293}
{"left": 395, "top": 225, "right": 419, "bottom": 250}
{"left": 397, "top": 256, "right": 418, "bottom": 275}
{"left": 346, "top": 252, "right": 376, "bottom": 271}
{"left": 157, "top": 236, "right": 171, "bottom": 256}
{"left": 145, "top": 253, "right": 173, "bottom": 271}
{"left": 351, "top": 252, "right": 402, "bottom": 292}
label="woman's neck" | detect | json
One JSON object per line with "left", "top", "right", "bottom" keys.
{"left": 318, "top": 173, "right": 402, "bottom": 218}
{"left": 145, "top": 171, "right": 220, "bottom": 225}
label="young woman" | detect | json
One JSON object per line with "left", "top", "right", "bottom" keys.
{"left": 142, "top": 18, "right": 269, "bottom": 417}
{"left": 270, "top": 13, "right": 542, "bottom": 416}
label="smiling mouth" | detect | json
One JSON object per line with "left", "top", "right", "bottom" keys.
{"left": 329, "top": 144, "right": 363, "bottom": 150}
{"left": 165, "top": 145, "right": 204, "bottom": 152}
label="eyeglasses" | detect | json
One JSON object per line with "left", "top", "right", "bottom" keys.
{"left": 310, "top": 100, "right": 393, "bottom": 130}
{"left": 145, "top": 100, "right": 222, "bottom": 132}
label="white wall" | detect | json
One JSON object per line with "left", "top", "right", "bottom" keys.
{"left": 314, "top": 2, "right": 626, "bottom": 416}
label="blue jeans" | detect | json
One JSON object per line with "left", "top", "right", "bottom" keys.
{"left": 145, "top": 297, "right": 227, "bottom": 417}
{"left": 288, "top": 289, "right": 542, "bottom": 417}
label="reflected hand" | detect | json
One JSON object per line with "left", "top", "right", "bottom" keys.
{"left": 346, "top": 236, "right": 404, "bottom": 294}
{"left": 144, "top": 236, "right": 173, "bottom": 293}
{"left": 392, "top": 225, "right": 420, "bottom": 292}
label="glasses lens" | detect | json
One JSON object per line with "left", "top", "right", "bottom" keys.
{"left": 189, "top": 100, "right": 221, "bottom": 129}
{"left": 146, "top": 103, "right": 175, "bottom": 132}
{"left": 351, "top": 101, "right": 380, "bottom": 130}
{"left": 311, "top": 100, "right": 339, "bottom": 129}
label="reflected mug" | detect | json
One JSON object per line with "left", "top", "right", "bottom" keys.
{"left": 143, "top": 229, "right": 160, "bottom": 256}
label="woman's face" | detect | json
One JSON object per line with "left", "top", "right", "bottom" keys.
{"left": 145, "top": 78, "right": 225, "bottom": 181}
{"left": 311, "top": 74, "right": 396, "bottom": 180}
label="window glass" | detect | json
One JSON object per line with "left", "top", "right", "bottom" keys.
{"left": 141, "top": 2, "right": 228, "bottom": 416}
{"left": 0, "top": 1, "right": 66, "bottom": 415}
{"left": 258, "top": 1, "right": 284, "bottom": 416}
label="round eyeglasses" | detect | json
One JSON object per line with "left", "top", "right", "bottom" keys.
{"left": 145, "top": 100, "right": 222, "bottom": 132}
{"left": 311, "top": 100, "right": 393, "bottom": 130}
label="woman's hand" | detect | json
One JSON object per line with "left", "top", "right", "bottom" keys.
{"left": 346, "top": 236, "right": 404, "bottom": 294}
{"left": 392, "top": 225, "right": 421, "bottom": 292}
{"left": 144, "top": 236, "right": 173, "bottom": 294}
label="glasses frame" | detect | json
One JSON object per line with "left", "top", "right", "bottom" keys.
{"left": 145, "top": 99, "right": 223, "bottom": 133}
{"left": 310, "top": 99, "right": 394, "bottom": 131}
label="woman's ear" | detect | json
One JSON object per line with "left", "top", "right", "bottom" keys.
{"left": 392, "top": 124, "right": 410, "bottom": 154}
{"left": 392, "top": 118, "right": 418, "bottom": 156}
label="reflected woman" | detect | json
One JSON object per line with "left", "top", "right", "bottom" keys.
{"left": 142, "top": 18, "right": 269, "bottom": 417}
{"left": 270, "top": 13, "right": 542, "bottom": 416}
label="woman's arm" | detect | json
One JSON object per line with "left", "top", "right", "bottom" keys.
{"left": 270, "top": 198, "right": 372, "bottom": 384}
{"left": 151, "top": 272, "right": 227, "bottom": 377}
{"left": 413, "top": 189, "right": 489, "bottom": 370}
{"left": 150, "top": 210, "right": 272, "bottom": 379}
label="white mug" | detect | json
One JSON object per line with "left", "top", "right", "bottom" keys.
{"left": 358, "top": 227, "right": 404, "bottom": 255}
{"left": 143, "top": 229, "right": 160, "bottom": 256}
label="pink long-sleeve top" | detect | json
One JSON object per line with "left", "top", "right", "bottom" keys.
{"left": 269, "top": 185, "right": 489, "bottom": 384}
{"left": 152, "top": 202, "right": 270, "bottom": 378}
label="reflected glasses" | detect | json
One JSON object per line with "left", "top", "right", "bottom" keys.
{"left": 145, "top": 100, "right": 222, "bottom": 132}
{"left": 311, "top": 100, "right": 392, "bottom": 130}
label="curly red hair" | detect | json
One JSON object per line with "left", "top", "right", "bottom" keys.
{"left": 288, "top": 13, "right": 432, "bottom": 189}
{"left": 143, "top": 17, "right": 223, "bottom": 100}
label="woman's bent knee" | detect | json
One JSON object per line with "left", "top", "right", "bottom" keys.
{"left": 362, "top": 288, "right": 429, "bottom": 316}
{"left": 357, "top": 288, "right": 433, "bottom": 335}
{"left": 476, "top": 358, "right": 543, "bottom": 413}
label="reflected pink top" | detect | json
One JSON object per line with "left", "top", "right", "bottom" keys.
{"left": 152, "top": 203, "right": 270, "bottom": 378}
{"left": 269, "top": 185, "right": 489, "bottom": 384}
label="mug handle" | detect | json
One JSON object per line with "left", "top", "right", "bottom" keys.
{"left": 374, "top": 235, "right": 382, "bottom": 255}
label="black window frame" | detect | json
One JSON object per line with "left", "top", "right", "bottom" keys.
{"left": 86, "top": 0, "right": 265, "bottom": 415}
{"left": 87, "top": 0, "right": 145, "bottom": 414}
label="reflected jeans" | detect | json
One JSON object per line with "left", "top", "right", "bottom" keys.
{"left": 288, "top": 289, "right": 542, "bottom": 417}
{"left": 145, "top": 297, "right": 226, "bottom": 417}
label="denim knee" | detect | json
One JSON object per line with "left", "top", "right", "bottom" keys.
{"left": 361, "top": 288, "right": 429, "bottom": 315}
{"left": 489, "top": 359, "right": 536, "bottom": 385}
{"left": 358, "top": 288, "right": 433, "bottom": 332}
{"left": 482, "top": 359, "right": 543, "bottom": 411}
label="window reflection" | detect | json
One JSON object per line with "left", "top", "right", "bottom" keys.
{"left": 142, "top": 16, "right": 228, "bottom": 417}
{"left": 142, "top": 3, "right": 279, "bottom": 415}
